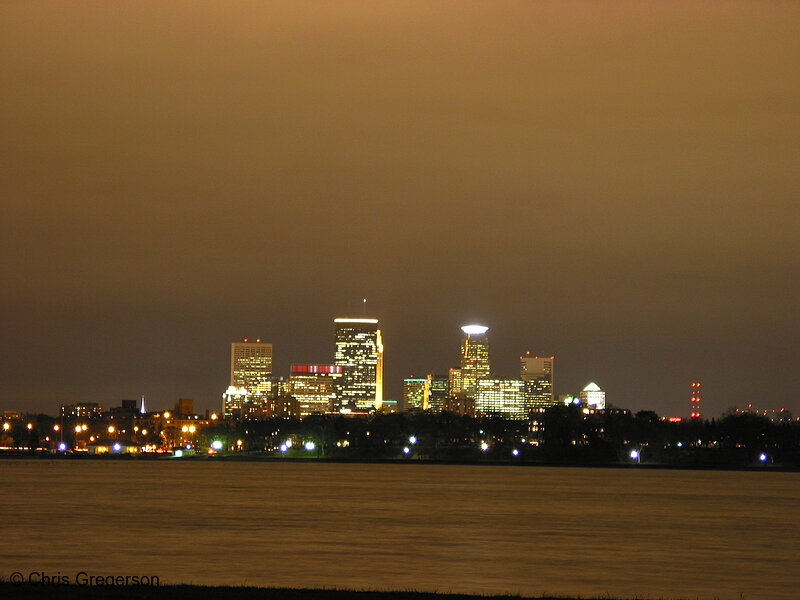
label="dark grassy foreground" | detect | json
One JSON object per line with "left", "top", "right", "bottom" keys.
{"left": 0, "top": 582, "right": 664, "bottom": 600}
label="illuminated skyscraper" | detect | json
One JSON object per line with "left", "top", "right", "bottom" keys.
{"left": 475, "top": 378, "right": 528, "bottom": 419}
{"left": 520, "top": 353, "right": 555, "bottom": 408}
{"left": 460, "top": 325, "right": 491, "bottom": 399}
{"left": 334, "top": 318, "right": 384, "bottom": 411}
{"left": 230, "top": 339, "right": 273, "bottom": 406}
{"left": 448, "top": 367, "right": 463, "bottom": 396}
{"left": 427, "top": 374, "right": 449, "bottom": 412}
{"left": 288, "top": 364, "right": 343, "bottom": 417}
{"left": 690, "top": 381, "right": 702, "bottom": 419}
{"left": 403, "top": 377, "right": 429, "bottom": 411}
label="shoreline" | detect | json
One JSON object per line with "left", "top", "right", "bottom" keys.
{"left": 0, "top": 582, "right": 668, "bottom": 600}
{"left": 0, "top": 450, "right": 796, "bottom": 472}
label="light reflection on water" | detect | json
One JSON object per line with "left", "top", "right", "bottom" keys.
{"left": 1, "top": 460, "right": 798, "bottom": 599}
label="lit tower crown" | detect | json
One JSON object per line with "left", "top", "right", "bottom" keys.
{"left": 334, "top": 318, "right": 384, "bottom": 411}
{"left": 460, "top": 324, "right": 490, "bottom": 400}
{"left": 690, "top": 381, "right": 702, "bottom": 419}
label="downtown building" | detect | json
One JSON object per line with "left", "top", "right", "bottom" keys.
{"left": 225, "top": 339, "right": 273, "bottom": 419}
{"left": 404, "top": 374, "right": 449, "bottom": 412}
{"left": 333, "top": 318, "right": 384, "bottom": 412}
{"left": 459, "top": 325, "right": 491, "bottom": 400}
{"left": 580, "top": 382, "right": 606, "bottom": 410}
{"left": 520, "top": 353, "right": 556, "bottom": 409}
{"left": 403, "top": 377, "right": 429, "bottom": 411}
{"left": 474, "top": 378, "right": 529, "bottom": 420}
{"left": 288, "top": 364, "right": 343, "bottom": 417}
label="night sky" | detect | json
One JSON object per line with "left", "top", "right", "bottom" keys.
{"left": 2, "top": 1, "right": 799, "bottom": 417}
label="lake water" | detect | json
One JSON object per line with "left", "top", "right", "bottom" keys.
{"left": 1, "top": 460, "right": 798, "bottom": 599}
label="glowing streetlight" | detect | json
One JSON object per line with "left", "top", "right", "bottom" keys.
{"left": 3, "top": 422, "right": 11, "bottom": 431}
{"left": 107, "top": 426, "right": 116, "bottom": 434}
{"left": 409, "top": 436, "right": 417, "bottom": 445}
{"left": 480, "top": 442, "right": 489, "bottom": 451}
{"left": 630, "top": 449, "right": 640, "bottom": 462}
{"left": 403, "top": 446, "right": 410, "bottom": 455}
{"left": 304, "top": 441, "right": 316, "bottom": 451}
{"left": 759, "top": 453, "right": 768, "bottom": 462}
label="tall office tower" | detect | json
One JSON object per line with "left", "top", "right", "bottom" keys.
{"left": 520, "top": 353, "right": 555, "bottom": 408}
{"left": 230, "top": 339, "right": 273, "bottom": 404}
{"left": 475, "top": 378, "right": 528, "bottom": 419}
{"left": 580, "top": 382, "right": 606, "bottom": 410}
{"left": 288, "top": 364, "right": 343, "bottom": 418}
{"left": 690, "top": 381, "right": 702, "bottom": 418}
{"left": 427, "top": 374, "right": 449, "bottom": 412}
{"left": 403, "top": 377, "right": 430, "bottom": 411}
{"left": 460, "top": 325, "right": 491, "bottom": 399}
{"left": 334, "top": 318, "right": 384, "bottom": 411}
{"left": 448, "top": 367, "right": 463, "bottom": 396}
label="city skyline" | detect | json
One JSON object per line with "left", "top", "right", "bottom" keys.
{"left": 0, "top": 315, "right": 785, "bottom": 420}
{"left": 2, "top": 2, "right": 799, "bottom": 419}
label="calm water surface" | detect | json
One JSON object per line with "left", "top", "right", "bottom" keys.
{"left": 1, "top": 460, "right": 798, "bottom": 599}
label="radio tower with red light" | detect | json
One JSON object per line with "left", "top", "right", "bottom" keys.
{"left": 690, "top": 381, "right": 702, "bottom": 419}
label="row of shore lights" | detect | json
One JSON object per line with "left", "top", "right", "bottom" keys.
{"left": 2, "top": 421, "right": 774, "bottom": 463}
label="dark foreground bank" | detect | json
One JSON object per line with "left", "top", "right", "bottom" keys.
{"left": 0, "top": 582, "right": 665, "bottom": 600}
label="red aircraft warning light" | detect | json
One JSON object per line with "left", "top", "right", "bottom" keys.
{"left": 690, "top": 381, "right": 702, "bottom": 419}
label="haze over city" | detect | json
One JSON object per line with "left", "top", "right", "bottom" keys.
{"left": 2, "top": 1, "right": 799, "bottom": 418}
